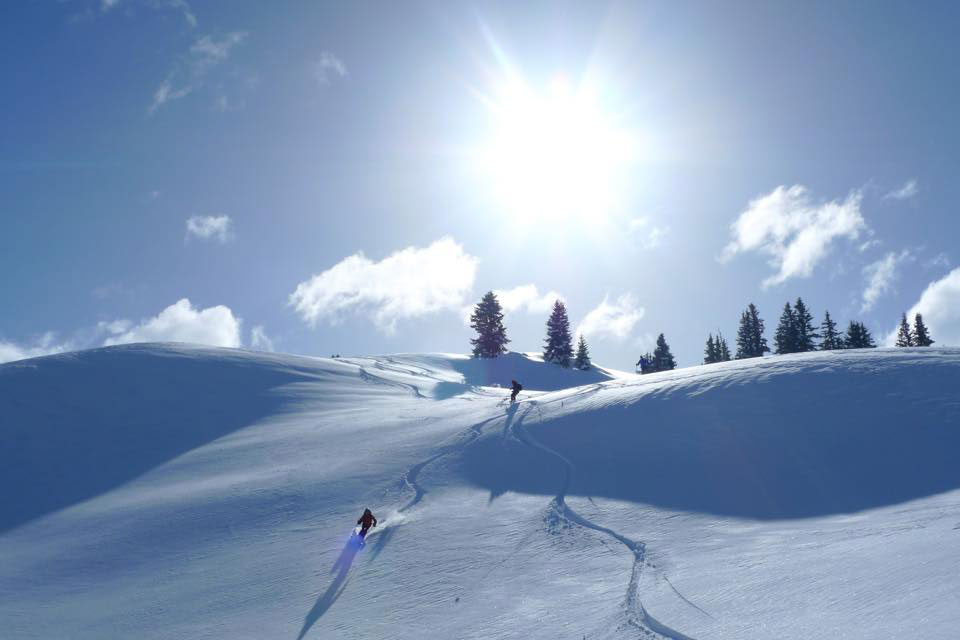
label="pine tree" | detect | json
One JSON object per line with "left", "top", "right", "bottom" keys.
{"left": 750, "top": 304, "right": 770, "bottom": 357}
{"left": 469, "top": 291, "right": 510, "bottom": 358}
{"left": 736, "top": 309, "right": 752, "bottom": 359}
{"left": 704, "top": 334, "right": 717, "bottom": 364}
{"left": 819, "top": 310, "right": 842, "bottom": 350}
{"left": 717, "top": 332, "right": 732, "bottom": 361}
{"left": 574, "top": 335, "right": 592, "bottom": 370}
{"left": 542, "top": 300, "right": 574, "bottom": 367}
{"left": 736, "top": 303, "right": 769, "bottom": 359}
{"left": 774, "top": 302, "right": 798, "bottom": 355}
{"left": 653, "top": 333, "right": 676, "bottom": 372}
{"left": 864, "top": 327, "right": 876, "bottom": 348}
{"left": 895, "top": 312, "right": 914, "bottom": 347}
{"left": 913, "top": 313, "right": 934, "bottom": 347}
{"left": 793, "top": 297, "right": 818, "bottom": 352}
{"left": 844, "top": 321, "right": 877, "bottom": 349}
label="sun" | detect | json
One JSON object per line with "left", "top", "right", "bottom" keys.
{"left": 478, "top": 74, "right": 636, "bottom": 225}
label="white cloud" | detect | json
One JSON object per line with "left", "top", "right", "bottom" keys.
{"left": 0, "top": 300, "right": 242, "bottom": 363}
{"left": 0, "top": 333, "right": 73, "bottom": 364}
{"left": 186, "top": 214, "right": 233, "bottom": 243}
{"left": 150, "top": 31, "right": 246, "bottom": 113}
{"left": 924, "top": 252, "right": 951, "bottom": 270}
{"left": 494, "top": 285, "right": 563, "bottom": 315}
{"left": 151, "top": 81, "right": 192, "bottom": 110}
{"left": 102, "top": 0, "right": 197, "bottom": 28}
{"left": 576, "top": 293, "right": 644, "bottom": 341}
{"left": 102, "top": 298, "right": 242, "bottom": 348}
{"left": 884, "top": 268, "right": 960, "bottom": 346}
{"left": 189, "top": 33, "right": 245, "bottom": 62}
{"left": 459, "top": 285, "right": 560, "bottom": 327}
{"left": 249, "top": 325, "right": 274, "bottom": 352}
{"left": 884, "top": 179, "right": 918, "bottom": 200}
{"left": 633, "top": 332, "right": 657, "bottom": 352}
{"left": 290, "top": 237, "right": 478, "bottom": 334}
{"left": 628, "top": 217, "right": 669, "bottom": 249}
{"left": 97, "top": 319, "right": 133, "bottom": 335}
{"left": 166, "top": 0, "right": 197, "bottom": 27}
{"left": 316, "top": 51, "right": 347, "bottom": 85}
{"left": 722, "top": 185, "right": 867, "bottom": 288}
{"left": 861, "top": 250, "right": 912, "bottom": 313}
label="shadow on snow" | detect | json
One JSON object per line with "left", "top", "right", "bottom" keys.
{"left": 296, "top": 536, "right": 362, "bottom": 640}
{"left": 0, "top": 344, "right": 342, "bottom": 533}
{"left": 460, "top": 358, "right": 960, "bottom": 520}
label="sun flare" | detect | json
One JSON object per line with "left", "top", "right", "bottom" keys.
{"left": 479, "top": 75, "right": 636, "bottom": 224}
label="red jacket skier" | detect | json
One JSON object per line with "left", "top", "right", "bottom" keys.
{"left": 357, "top": 508, "right": 377, "bottom": 538}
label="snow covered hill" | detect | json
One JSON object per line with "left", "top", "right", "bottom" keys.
{"left": 2, "top": 344, "right": 959, "bottom": 639}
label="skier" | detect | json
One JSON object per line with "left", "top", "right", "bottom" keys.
{"left": 356, "top": 508, "right": 377, "bottom": 540}
{"left": 510, "top": 379, "right": 522, "bottom": 404}
{"left": 635, "top": 356, "right": 649, "bottom": 375}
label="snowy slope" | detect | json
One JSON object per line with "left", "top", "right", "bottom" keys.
{"left": 2, "top": 344, "right": 960, "bottom": 639}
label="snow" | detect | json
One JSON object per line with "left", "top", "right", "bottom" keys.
{"left": 2, "top": 343, "right": 960, "bottom": 638}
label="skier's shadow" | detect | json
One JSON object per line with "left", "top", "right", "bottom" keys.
{"left": 365, "top": 526, "right": 395, "bottom": 563}
{"left": 488, "top": 403, "right": 520, "bottom": 504}
{"left": 296, "top": 538, "right": 361, "bottom": 640}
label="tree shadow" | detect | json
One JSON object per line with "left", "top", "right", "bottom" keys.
{"left": 296, "top": 537, "right": 361, "bottom": 640}
{"left": 430, "top": 381, "right": 473, "bottom": 400}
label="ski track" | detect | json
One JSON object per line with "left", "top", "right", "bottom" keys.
{"left": 510, "top": 400, "right": 699, "bottom": 640}
{"left": 660, "top": 574, "right": 714, "bottom": 621}
{"left": 347, "top": 359, "right": 701, "bottom": 638}
{"left": 304, "top": 374, "right": 503, "bottom": 634}
{"left": 356, "top": 364, "right": 426, "bottom": 399}
{"left": 399, "top": 414, "right": 502, "bottom": 513}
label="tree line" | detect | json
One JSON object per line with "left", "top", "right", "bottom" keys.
{"left": 706, "top": 298, "right": 935, "bottom": 364}
{"left": 468, "top": 290, "right": 935, "bottom": 372}
{"left": 469, "top": 291, "right": 673, "bottom": 373}
{"left": 469, "top": 292, "right": 592, "bottom": 370}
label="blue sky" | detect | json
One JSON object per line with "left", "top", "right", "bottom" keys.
{"left": 3, "top": 1, "right": 960, "bottom": 368}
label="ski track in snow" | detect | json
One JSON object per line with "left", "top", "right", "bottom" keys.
{"left": 510, "top": 399, "right": 699, "bottom": 640}
{"left": 660, "top": 574, "right": 714, "bottom": 621}
{"left": 359, "top": 359, "right": 700, "bottom": 639}
{"left": 356, "top": 365, "right": 426, "bottom": 399}
{"left": 398, "top": 415, "right": 501, "bottom": 513}
{"left": 336, "top": 357, "right": 703, "bottom": 637}
{"left": 300, "top": 364, "right": 503, "bottom": 638}
{"left": 398, "top": 453, "right": 445, "bottom": 512}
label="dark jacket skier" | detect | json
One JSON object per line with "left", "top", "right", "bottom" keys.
{"left": 357, "top": 508, "right": 377, "bottom": 538}
{"left": 510, "top": 380, "right": 522, "bottom": 403}
{"left": 636, "top": 356, "right": 650, "bottom": 375}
